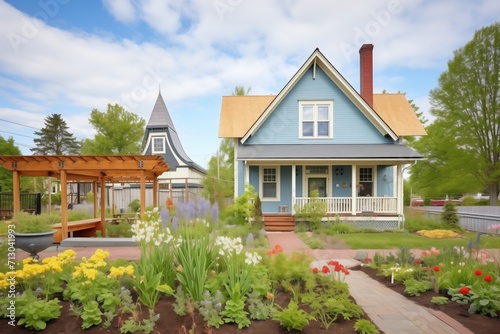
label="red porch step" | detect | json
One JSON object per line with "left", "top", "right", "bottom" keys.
{"left": 263, "top": 214, "right": 295, "bottom": 232}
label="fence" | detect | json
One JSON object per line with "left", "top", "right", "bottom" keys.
{"left": 408, "top": 206, "right": 500, "bottom": 233}
{"left": 0, "top": 193, "right": 42, "bottom": 219}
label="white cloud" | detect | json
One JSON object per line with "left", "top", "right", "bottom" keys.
{"left": 1, "top": 0, "right": 499, "bottom": 162}
{"left": 103, "top": 0, "right": 137, "bottom": 23}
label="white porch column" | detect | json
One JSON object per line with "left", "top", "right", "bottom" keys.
{"left": 351, "top": 164, "right": 357, "bottom": 215}
{"left": 292, "top": 164, "right": 296, "bottom": 214}
{"left": 397, "top": 164, "right": 403, "bottom": 216}
{"left": 244, "top": 161, "right": 249, "bottom": 186}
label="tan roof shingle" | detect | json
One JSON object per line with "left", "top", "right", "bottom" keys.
{"left": 219, "top": 93, "right": 426, "bottom": 138}
{"left": 373, "top": 93, "right": 427, "bottom": 136}
{"left": 219, "top": 95, "right": 276, "bottom": 138}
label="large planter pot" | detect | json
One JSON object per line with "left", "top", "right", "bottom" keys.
{"left": 14, "top": 230, "right": 57, "bottom": 259}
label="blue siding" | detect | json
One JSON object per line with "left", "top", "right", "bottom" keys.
{"left": 247, "top": 66, "right": 392, "bottom": 146}
{"left": 249, "top": 166, "right": 259, "bottom": 194}
{"left": 295, "top": 166, "right": 303, "bottom": 197}
{"left": 332, "top": 165, "right": 352, "bottom": 197}
{"left": 377, "top": 166, "right": 394, "bottom": 197}
{"left": 280, "top": 166, "right": 293, "bottom": 207}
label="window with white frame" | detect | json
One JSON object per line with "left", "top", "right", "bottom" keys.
{"left": 152, "top": 137, "right": 165, "bottom": 154}
{"left": 262, "top": 167, "right": 279, "bottom": 199}
{"left": 358, "top": 167, "right": 373, "bottom": 196}
{"left": 299, "top": 101, "right": 333, "bottom": 138}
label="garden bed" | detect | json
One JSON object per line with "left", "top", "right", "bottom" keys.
{"left": 354, "top": 266, "right": 497, "bottom": 334}
{"left": 1, "top": 291, "right": 379, "bottom": 333}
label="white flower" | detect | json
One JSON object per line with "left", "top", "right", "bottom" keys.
{"left": 245, "top": 252, "right": 262, "bottom": 266}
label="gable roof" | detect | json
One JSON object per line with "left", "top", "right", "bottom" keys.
{"left": 219, "top": 93, "right": 426, "bottom": 138}
{"left": 239, "top": 48, "right": 398, "bottom": 143}
{"left": 373, "top": 93, "right": 427, "bottom": 136}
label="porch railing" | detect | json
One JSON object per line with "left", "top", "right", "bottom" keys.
{"left": 294, "top": 197, "right": 397, "bottom": 214}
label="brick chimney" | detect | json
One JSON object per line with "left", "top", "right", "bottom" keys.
{"left": 359, "top": 44, "right": 374, "bottom": 107}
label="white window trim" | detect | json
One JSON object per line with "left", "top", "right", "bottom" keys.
{"left": 357, "top": 166, "right": 376, "bottom": 197}
{"left": 152, "top": 137, "right": 166, "bottom": 154}
{"left": 298, "top": 100, "right": 334, "bottom": 139}
{"left": 260, "top": 166, "right": 280, "bottom": 201}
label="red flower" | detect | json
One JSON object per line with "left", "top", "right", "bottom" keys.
{"left": 459, "top": 286, "right": 470, "bottom": 295}
{"left": 474, "top": 269, "right": 483, "bottom": 276}
{"left": 414, "top": 259, "right": 421, "bottom": 265}
{"left": 484, "top": 275, "right": 493, "bottom": 283}
{"left": 312, "top": 267, "right": 319, "bottom": 274}
{"left": 328, "top": 260, "right": 339, "bottom": 266}
{"left": 322, "top": 265, "right": 331, "bottom": 274}
{"left": 432, "top": 265, "right": 440, "bottom": 272}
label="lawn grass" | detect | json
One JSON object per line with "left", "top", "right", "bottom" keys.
{"left": 333, "top": 232, "right": 500, "bottom": 250}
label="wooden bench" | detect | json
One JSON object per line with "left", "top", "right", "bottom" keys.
{"left": 53, "top": 218, "right": 102, "bottom": 243}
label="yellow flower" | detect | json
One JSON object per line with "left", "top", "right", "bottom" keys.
{"left": 83, "top": 268, "right": 98, "bottom": 280}
{"left": 108, "top": 267, "right": 125, "bottom": 279}
{"left": 176, "top": 265, "right": 183, "bottom": 273}
{"left": 125, "top": 265, "right": 134, "bottom": 276}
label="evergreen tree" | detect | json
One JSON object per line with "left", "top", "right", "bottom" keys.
{"left": 31, "top": 114, "right": 80, "bottom": 155}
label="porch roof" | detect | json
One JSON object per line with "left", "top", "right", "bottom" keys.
{"left": 236, "top": 144, "right": 423, "bottom": 161}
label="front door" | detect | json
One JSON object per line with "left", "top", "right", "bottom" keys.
{"left": 308, "top": 177, "right": 327, "bottom": 197}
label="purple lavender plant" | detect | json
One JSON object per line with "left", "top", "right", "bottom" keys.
{"left": 160, "top": 207, "right": 170, "bottom": 228}
{"left": 211, "top": 202, "right": 219, "bottom": 224}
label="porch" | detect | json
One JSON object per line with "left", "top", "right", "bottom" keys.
{"left": 294, "top": 196, "right": 398, "bottom": 215}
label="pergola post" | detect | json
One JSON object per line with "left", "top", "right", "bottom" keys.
{"left": 100, "top": 178, "right": 106, "bottom": 237}
{"left": 140, "top": 170, "right": 146, "bottom": 219}
{"left": 152, "top": 176, "right": 158, "bottom": 208}
{"left": 12, "top": 170, "right": 20, "bottom": 214}
{"left": 93, "top": 181, "right": 98, "bottom": 218}
{"left": 60, "top": 170, "right": 68, "bottom": 240}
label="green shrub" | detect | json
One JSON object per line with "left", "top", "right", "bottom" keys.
{"left": 460, "top": 196, "right": 477, "bottom": 206}
{"left": 67, "top": 209, "right": 92, "bottom": 221}
{"left": 331, "top": 222, "right": 352, "bottom": 234}
{"left": 128, "top": 199, "right": 141, "bottom": 213}
{"left": 354, "top": 319, "right": 379, "bottom": 334}
{"left": 441, "top": 202, "right": 461, "bottom": 231}
{"left": 12, "top": 211, "right": 60, "bottom": 233}
{"left": 293, "top": 189, "right": 326, "bottom": 231}
{"left": 404, "top": 211, "right": 444, "bottom": 232}
{"left": 106, "top": 220, "right": 133, "bottom": 237}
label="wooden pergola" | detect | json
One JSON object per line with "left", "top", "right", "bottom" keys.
{"left": 0, "top": 155, "right": 169, "bottom": 240}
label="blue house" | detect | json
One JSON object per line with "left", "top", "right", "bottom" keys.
{"left": 218, "top": 45, "right": 426, "bottom": 230}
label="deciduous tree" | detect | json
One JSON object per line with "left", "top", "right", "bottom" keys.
{"left": 0, "top": 135, "right": 22, "bottom": 192}
{"left": 202, "top": 86, "right": 251, "bottom": 206}
{"left": 81, "top": 104, "right": 145, "bottom": 154}
{"left": 411, "top": 22, "right": 500, "bottom": 205}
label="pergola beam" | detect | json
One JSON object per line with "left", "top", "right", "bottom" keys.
{"left": 0, "top": 155, "right": 169, "bottom": 241}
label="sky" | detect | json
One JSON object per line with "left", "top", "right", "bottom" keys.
{"left": 0, "top": 0, "right": 499, "bottom": 168}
